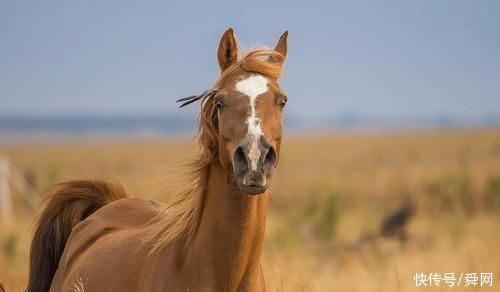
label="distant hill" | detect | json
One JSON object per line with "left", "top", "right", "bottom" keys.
{"left": 1, "top": 112, "right": 499, "bottom": 137}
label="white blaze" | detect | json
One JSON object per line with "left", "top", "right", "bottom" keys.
{"left": 235, "top": 75, "right": 268, "bottom": 171}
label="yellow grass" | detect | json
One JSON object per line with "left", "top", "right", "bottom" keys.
{"left": 1, "top": 129, "right": 500, "bottom": 291}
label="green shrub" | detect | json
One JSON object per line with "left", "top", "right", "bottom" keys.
{"left": 2, "top": 233, "right": 17, "bottom": 260}
{"left": 425, "top": 174, "right": 474, "bottom": 215}
{"left": 314, "top": 192, "right": 341, "bottom": 241}
{"left": 47, "top": 164, "right": 61, "bottom": 186}
{"left": 485, "top": 177, "right": 500, "bottom": 210}
{"left": 304, "top": 189, "right": 342, "bottom": 242}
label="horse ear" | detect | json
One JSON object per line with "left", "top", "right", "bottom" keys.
{"left": 268, "top": 31, "right": 288, "bottom": 63}
{"left": 217, "top": 28, "right": 238, "bottom": 71}
{"left": 275, "top": 31, "right": 288, "bottom": 58}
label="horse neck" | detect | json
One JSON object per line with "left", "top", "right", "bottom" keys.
{"left": 186, "top": 161, "right": 269, "bottom": 289}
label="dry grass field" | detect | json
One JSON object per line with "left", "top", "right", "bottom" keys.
{"left": 1, "top": 129, "right": 500, "bottom": 291}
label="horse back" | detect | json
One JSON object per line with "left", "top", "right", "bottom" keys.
{"left": 50, "top": 197, "right": 163, "bottom": 291}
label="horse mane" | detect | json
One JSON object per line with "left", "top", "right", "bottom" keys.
{"left": 148, "top": 49, "right": 285, "bottom": 253}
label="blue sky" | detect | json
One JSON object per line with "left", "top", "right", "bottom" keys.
{"left": 1, "top": 0, "right": 499, "bottom": 121}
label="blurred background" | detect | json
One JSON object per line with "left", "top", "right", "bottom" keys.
{"left": 1, "top": 1, "right": 499, "bottom": 291}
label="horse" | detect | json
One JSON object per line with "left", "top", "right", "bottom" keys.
{"left": 27, "top": 28, "right": 289, "bottom": 292}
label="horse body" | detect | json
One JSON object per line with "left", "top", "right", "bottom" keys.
{"left": 49, "top": 164, "right": 267, "bottom": 291}
{"left": 27, "top": 28, "right": 288, "bottom": 292}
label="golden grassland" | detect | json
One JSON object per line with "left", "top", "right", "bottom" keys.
{"left": 1, "top": 129, "right": 500, "bottom": 291}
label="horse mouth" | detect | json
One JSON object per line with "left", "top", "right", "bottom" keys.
{"left": 238, "top": 183, "right": 268, "bottom": 196}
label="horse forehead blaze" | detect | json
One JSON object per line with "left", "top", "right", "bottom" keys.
{"left": 235, "top": 74, "right": 268, "bottom": 101}
{"left": 235, "top": 74, "right": 268, "bottom": 171}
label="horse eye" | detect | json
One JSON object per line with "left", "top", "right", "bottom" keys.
{"left": 278, "top": 97, "right": 287, "bottom": 110}
{"left": 215, "top": 99, "right": 224, "bottom": 111}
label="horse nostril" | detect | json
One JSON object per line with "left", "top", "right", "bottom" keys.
{"left": 263, "top": 146, "right": 277, "bottom": 169}
{"left": 234, "top": 146, "right": 248, "bottom": 173}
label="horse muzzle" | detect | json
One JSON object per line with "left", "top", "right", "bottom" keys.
{"left": 233, "top": 136, "right": 277, "bottom": 195}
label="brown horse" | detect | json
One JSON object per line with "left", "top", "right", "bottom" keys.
{"left": 27, "top": 28, "right": 289, "bottom": 292}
